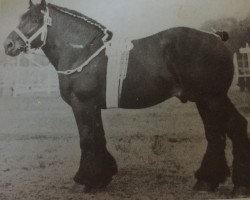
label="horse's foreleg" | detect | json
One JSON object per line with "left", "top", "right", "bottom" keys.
{"left": 70, "top": 96, "right": 117, "bottom": 190}
{"left": 194, "top": 97, "right": 230, "bottom": 191}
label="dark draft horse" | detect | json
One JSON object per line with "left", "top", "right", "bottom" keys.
{"left": 3, "top": 0, "right": 250, "bottom": 196}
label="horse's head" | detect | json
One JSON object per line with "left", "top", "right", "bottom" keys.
{"left": 3, "top": 0, "right": 51, "bottom": 56}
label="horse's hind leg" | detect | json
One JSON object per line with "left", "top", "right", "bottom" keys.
{"left": 194, "top": 96, "right": 230, "bottom": 191}
{"left": 224, "top": 98, "right": 250, "bottom": 195}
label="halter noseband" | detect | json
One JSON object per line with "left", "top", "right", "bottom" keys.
{"left": 14, "top": 7, "right": 52, "bottom": 52}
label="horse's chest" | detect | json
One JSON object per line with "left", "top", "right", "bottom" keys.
{"left": 58, "top": 74, "right": 98, "bottom": 103}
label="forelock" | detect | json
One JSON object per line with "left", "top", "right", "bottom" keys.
{"left": 21, "top": 4, "right": 43, "bottom": 20}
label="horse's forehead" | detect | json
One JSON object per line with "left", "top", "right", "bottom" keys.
{"left": 21, "top": 6, "right": 42, "bottom": 20}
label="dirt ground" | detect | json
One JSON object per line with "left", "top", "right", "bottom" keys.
{"left": 0, "top": 87, "right": 250, "bottom": 200}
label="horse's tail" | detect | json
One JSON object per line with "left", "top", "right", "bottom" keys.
{"left": 106, "top": 30, "right": 113, "bottom": 41}
{"left": 215, "top": 31, "right": 229, "bottom": 42}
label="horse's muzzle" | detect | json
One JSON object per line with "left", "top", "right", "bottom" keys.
{"left": 3, "top": 38, "right": 16, "bottom": 56}
{"left": 3, "top": 32, "right": 25, "bottom": 57}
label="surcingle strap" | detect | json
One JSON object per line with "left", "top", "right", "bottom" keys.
{"left": 105, "top": 37, "right": 134, "bottom": 108}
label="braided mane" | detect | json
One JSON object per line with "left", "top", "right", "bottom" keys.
{"left": 48, "top": 3, "right": 112, "bottom": 39}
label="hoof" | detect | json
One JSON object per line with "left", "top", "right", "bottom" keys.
{"left": 193, "top": 180, "right": 218, "bottom": 192}
{"left": 232, "top": 186, "right": 250, "bottom": 198}
{"left": 73, "top": 172, "right": 113, "bottom": 188}
{"left": 74, "top": 150, "right": 118, "bottom": 190}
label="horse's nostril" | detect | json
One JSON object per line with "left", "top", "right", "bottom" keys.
{"left": 8, "top": 41, "right": 14, "bottom": 49}
{"left": 4, "top": 39, "right": 15, "bottom": 53}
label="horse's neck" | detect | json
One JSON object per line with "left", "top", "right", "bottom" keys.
{"left": 42, "top": 6, "right": 102, "bottom": 70}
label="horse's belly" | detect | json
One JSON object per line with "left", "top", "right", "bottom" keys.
{"left": 119, "top": 38, "right": 178, "bottom": 109}
{"left": 120, "top": 85, "right": 175, "bottom": 109}
{"left": 119, "top": 67, "right": 178, "bottom": 109}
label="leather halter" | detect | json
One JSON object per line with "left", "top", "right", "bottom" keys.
{"left": 13, "top": 7, "right": 52, "bottom": 52}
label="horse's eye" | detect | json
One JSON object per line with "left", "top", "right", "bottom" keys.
{"left": 31, "top": 19, "right": 39, "bottom": 23}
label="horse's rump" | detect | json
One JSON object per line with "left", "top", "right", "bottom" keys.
{"left": 122, "top": 27, "right": 234, "bottom": 105}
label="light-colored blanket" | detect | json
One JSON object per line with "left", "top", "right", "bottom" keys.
{"left": 105, "top": 37, "right": 134, "bottom": 108}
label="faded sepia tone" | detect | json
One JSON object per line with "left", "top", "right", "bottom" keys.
{"left": 1, "top": 0, "right": 250, "bottom": 199}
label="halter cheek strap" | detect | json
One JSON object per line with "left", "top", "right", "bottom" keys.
{"left": 14, "top": 7, "right": 52, "bottom": 52}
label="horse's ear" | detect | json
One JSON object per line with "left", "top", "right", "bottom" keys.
{"left": 29, "top": 0, "right": 34, "bottom": 8}
{"left": 40, "top": 0, "right": 46, "bottom": 10}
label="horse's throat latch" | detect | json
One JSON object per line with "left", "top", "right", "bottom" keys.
{"left": 41, "top": 9, "right": 52, "bottom": 26}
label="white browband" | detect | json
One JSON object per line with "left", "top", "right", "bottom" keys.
{"left": 14, "top": 7, "right": 52, "bottom": 52}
